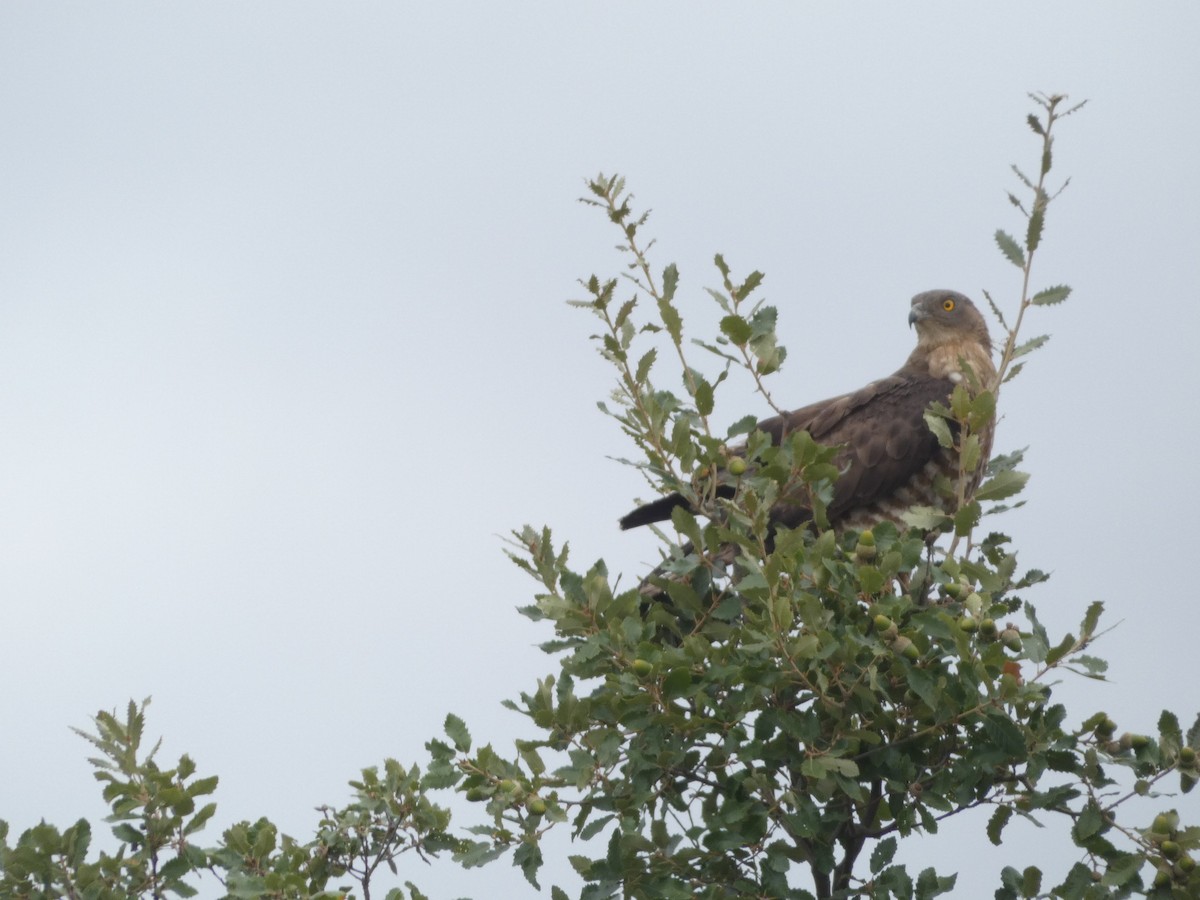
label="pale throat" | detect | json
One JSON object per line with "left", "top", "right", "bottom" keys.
{"left": 926, "top": 338, "right": 996, "bottom": 385}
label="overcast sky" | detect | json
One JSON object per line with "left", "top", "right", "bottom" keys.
{"left": 2, "top": 4, "right": 1198, "bottom": 898}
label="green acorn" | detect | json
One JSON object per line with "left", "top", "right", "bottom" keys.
{"left": 631, "top": 658, "right": 655, "bottom": 677}
{"left": 855, "top": 530, "right": 877, "bottom": 562}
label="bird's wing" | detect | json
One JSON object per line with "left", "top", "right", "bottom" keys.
{"left": 761, "top": 374, "right": 956, "bottom": 527}
{"left": 619, "top": 374, "right": 955, "bottom": 530}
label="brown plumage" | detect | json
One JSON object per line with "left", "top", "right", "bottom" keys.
{"left": 619, "top": 290, "right": 996, "bottom": 541}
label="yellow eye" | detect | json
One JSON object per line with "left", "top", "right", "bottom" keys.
{"left": 942, "top": 298, "right": 956, "bottom": 312}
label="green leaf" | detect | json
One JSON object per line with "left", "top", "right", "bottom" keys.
{"left": 1072, "top": 801, "right": 1103, "bottom": 841}
{"left": 923, "top": 410, "right": 954, "bottom": 449}
{"left": 1031, "top": 284, "right": 1071, "bottom": 306}
{"left": 981, "top": 713, "right": 1026, "bottom": 757}
{"left": 1160, "top": 710, "right": 1184, "bottom": 755}
{"left": 613, "top": 297, "right": 637, "bottom": 329}
{"left": 727, "top": 415, "right": 758, "bottom": 438}
{"left": 1011, "top": 334, "right": 1050, "bottom": 359}
{"left": 954, "top": 501, "right": 981, "bottom": 537}
{"left": 661, "top": 263, "right": 679, "bottom": 302}
{"left": 1026, "top": 113, "right": 1045, "bottom": 136}
{"left": 719, "top": 315, "right": 753, "bottom": 346}
{"left": 994, "top": 229, "right": 1026, "bottom": 268}
{"left": 737, "top": 271, "right": 764, "bottom": 300}
{"left": 975, "top": 469, "right": 1030, "bottom": 502}
{"left": 1026, "top": 207, "right": 1044, "bottom": 254}
{"left": 695, "top": 377, "right": 714, "bottom": 416}
{"left": 901, "top": 506, "right": 951, "bottom": 531}
{"left": 635, "top": 348, "right": 656, "bottom": 384}
{"left": 870, "top": 836, "right": 897, "bottom": 874}
{"left": 987, "top": 805, "right": 1012, "bottom": 846}
{"left": 1021, "top": 866, "right": 1043, "bottom": 897}
{"left": 444, "top": 713, "right": 471, "bottom": 753}
{"left": 916, "top": 867, "right": 956, "bottom": 899}
{"left": 662, "top": 667, "right": 692, "bottom": 698}
{"left": 1080, "top": 601, "right": 1103, "bottom": 639}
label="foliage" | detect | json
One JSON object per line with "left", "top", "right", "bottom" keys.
{"left": 3, "top": 94, "right": 1198, "bottom": 899}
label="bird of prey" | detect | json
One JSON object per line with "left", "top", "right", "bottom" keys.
{"left": 619, "top": 290, "right": 996, "bottom": 544}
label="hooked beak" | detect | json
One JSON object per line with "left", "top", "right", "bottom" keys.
{"left": 908, "top": 304, "right": 927, "bottom": 328}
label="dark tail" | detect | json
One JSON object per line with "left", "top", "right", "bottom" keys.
{"left": 619, "top": 493, "right": 688, "bottom": 530}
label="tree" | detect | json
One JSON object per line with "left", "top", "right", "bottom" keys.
{"left": 3, "top": 93, "right": 1198, "bottom": 900}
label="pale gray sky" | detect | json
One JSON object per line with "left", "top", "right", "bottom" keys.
{"left": 2, "top": 3, "right": 1198, "bottom": 898}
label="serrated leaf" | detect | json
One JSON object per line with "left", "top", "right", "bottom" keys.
{"left": 954, "top": 501, "right": 981, "bottom": 537}
{"left": 719, "top": 315, "right": 753, "bottom": 346}
{"left": 961, "top": 433, "right": 981, "bottom": 474}
{"left": 1026, "top": 113, "right": 1045, "bottom": 136}
{"left": 987, "top": 447, "right": 1026, "bottom": 474}
{"left": 901, "top": 506, "right": 951, "bottom": 531}
{"left": 444, "top": 713, "right": 471, "bottom": 752}
{"left": 1072, "top": 801, "right": 1103, "bottom": 841}
{"left": 1012, "top": 334, "right": 1050, "bottom": 360}
{"left": 1160, "top": 710, "right": 1184, "bottom": 751}
{"left": 995, "top": 230, "right": 1026, "bottom": 268}
{"left": 657, "top": 296, "right": 683, "bottom": 345}
{"left": 737, "top": 271, "right": 765, "bottom": 300}
{"left": 1187, "top": 713, "right": 1200, "bottom": 749}
{"left": 975, "top": 470, "right": 1030, "bottom": 502}
{"left": 923, "top": 410, "right": 954, "bottom": 449}
{"left": 983, "top": 289, "right": 1009, "bottom": 331}
{"left": 967, "top": 390, "right": 996, "bottom": 432}
{"left": 1021, "top": 866, "right": 1043, "bottom": 897}
{"left": 1026, "top": 208, "right": 1044, "bottom": 253}
{"left": 870, "top": 836, "right": 897, "bottom": 874}
{"left": 613, "top": 297, "right": 637, "bottom": 329}
{"left": 727, "top": 414, "right": 758, "bottom": 438}
{"left": 1080, "top": 601, "right": 1103, "bottom": 639}
{"left": 987, "top": 805, "right": 1012, "bottom": 846}
{"left": 1031, "top": 285, "right": 1071, "bottom": 306}
{"left": 661, "top": 263, "right": 679, "bottom": 302}
{"left": 695, "top": 378, "right": 714, "bottom": 416}
{"left": 634, "top": 348, "right": 656, "bottom": 384}
{"left": 916, "top": 867, "right": 956, "bottom": 899}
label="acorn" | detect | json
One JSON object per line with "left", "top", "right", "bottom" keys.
{"left": 1179, "top": 746, "right": 1196, "bottom": 766}
{"left": 1151, "top": 812, "right": 1176, "bottom": 835}
{"left": 727, "top": 456, "right": 747, "bottom": 476}
{"left": 1162, "top": 840, "right": 1182, "bottom": 861}
{"left": 892, "top": 636, "right": 920, "bottom": 660}
{"left": 958, "top": 616, "right": 979, "bottom": 633}
{"left": 1178, "top": 853, "right": 1195, "bottom": 873}
{"left": 1000, "top": 628, "right": 1023, "bottom": 652}
{"left": 980, "top": 618, "right": 998, "bottom": 638}
{"left": 855, "top": 531, "right": 877, "bottom": 563}
{"left": 1095, "top": 717, "right": 1117, "bottom": 739}
{"left": 631, "top": 659, "right": 655, "bottom": 677}
{"left": 526, "top": 795, "right": 547, "bottom": 815}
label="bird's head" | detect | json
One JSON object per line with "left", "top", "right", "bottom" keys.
{"left": 907, "top": 290, "right": 991, "bottom": 348}
{"left": 905, "top": 290, "right": 995, "bottom": 382}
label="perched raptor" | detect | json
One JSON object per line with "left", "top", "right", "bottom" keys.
{"left": 619, "top": 289, "right": 996, "bottom": 542}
